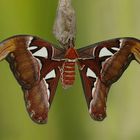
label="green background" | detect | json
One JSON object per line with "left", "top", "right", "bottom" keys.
{"left": 0, "top": 0, "right": 140, "bottom": 140}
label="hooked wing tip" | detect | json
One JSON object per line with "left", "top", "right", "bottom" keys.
{"left": 31, "top": 115, "right": 48, "bottom": 124}
{"left": 90, "top": 111, "right": 106, "bottom": 121}
{"left": 89, "top": 106, "right": 106, "bottom": 121}
{"left": 26, "top": 103, "right": 49, "bottom": 124}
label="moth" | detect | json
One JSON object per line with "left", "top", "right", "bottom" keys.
{"left": 0, "top": 0, "right": 140, "bottom": 124}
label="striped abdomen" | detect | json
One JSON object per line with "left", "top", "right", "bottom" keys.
{"left": 61, "top": 61, "right": 75, "bottom": 89}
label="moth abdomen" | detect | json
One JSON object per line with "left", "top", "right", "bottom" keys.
{"left": 61, "top": 61, "right": 75, "bottom": 88}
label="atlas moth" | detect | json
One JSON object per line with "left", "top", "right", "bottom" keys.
{"left": 0, "top": 0, "right": 140, "bottom": 124}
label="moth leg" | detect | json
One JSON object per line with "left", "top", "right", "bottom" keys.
{"left": 23, "top": 79, "right": 49, "bottom": 124}
{"left": 89, "top": 79, "right": 110, "bottom": 121}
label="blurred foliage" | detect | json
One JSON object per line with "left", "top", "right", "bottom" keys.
{"left": 0, "top": 0, "right": 140, "bottom": 140}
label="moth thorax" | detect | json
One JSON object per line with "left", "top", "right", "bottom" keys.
{"left": 61, "top": 61, "right": 75, "bottom": 89}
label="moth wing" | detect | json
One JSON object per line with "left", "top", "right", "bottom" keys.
{"left": 0, "top": 35, "right": 65, "bottom": 123}
{"left": 23, "top": 36, "right": 65, "bottom": 123}
{"left": 78, "top": 58, "right": 109, "bottom": 121}
{"left": 77, "top": 38, "right": 121, "bottom": 59}
{"left": 23, "top": 60, "right": 63, "bottom": 124}
{"left": 2, "top": 35, "right": 65, "bottom": 89}
{"left": 77, "top": 37, "right": 138, "bottom": 121}
{"left": 23, "top": 79, "right": 49, "bottom": 124}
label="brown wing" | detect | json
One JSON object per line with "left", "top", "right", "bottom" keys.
{"left": 0, "top": 35, "right": 65, "bottom": 123}
{"left": 78, "top": 58, "right": 109, "bottom": 121}
{"left": 77, "top": 37, "right": 140, "bottom": 121}
{"left": 23, "top": 79, "right": 49, "bottom": 124}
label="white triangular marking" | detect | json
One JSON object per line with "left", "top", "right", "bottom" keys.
{"left": 45, "top": 70, "right": 56, "bottom": 80}
{"left": 99, "top": 47, "right": 113, "bottom": 57}
{"left": 33, "top": 47, "right": 48, "bottom": 58}
{"left": 28, "top": 46, "right": 38, "bottom": 51}
{"left": 86, "top": 68, "right": 96, "bottom": 78}
{"left": 111, "top": 47, "right": 120, "bottom": 51}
